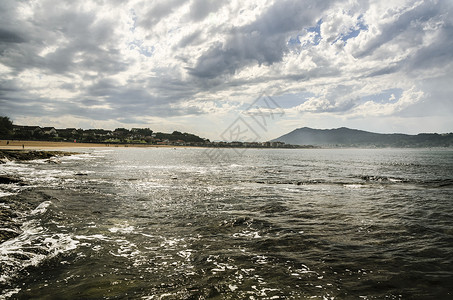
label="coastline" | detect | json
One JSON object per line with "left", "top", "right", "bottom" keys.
{"left": 0, "top": 140, "right": 184, "bottom": 150}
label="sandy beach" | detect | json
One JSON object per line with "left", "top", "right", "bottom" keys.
{"left": 0, "top": 140, "right": 177, "bottom": 150}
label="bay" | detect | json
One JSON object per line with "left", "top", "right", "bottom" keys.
{"left": 1, "top": 148, "right": 452, "bottom": 299}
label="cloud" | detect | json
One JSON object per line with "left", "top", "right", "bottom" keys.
{"left": 0, "top": 28, "right": 26, "bottom": 44}
{"left": 138, "top": 0, "right": 187, "bottom": 28}
{"left": 176, "top": 30, "right": 203, "bottom": 48}
{"left": 350, "top": 86, "right": 424, "bottom": 117}
{"left": 294, "top": 97, "right": 357, "bottom": 113}
{"left": 0, "top": 0, "right": 451, "bottom": 137}
{"left": 188, "top": 0, "right": 333, "bottom": 79}
{"left": 188, "top": 0, "right": 225, "bottom": 22}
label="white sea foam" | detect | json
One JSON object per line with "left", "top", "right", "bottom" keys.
{"left": 0, "top": 288, "right": 21, "bottom": 299}
{"left": 233, "top": 230, "right": 262, "bottom": 239}
{"left": 344, "top": 184, "right": 363, "bottom": 189}
{"left": 159, "top": 236, "right": 185, "bottom": 249}
{"left": 0, "top": 191, "right": 15, "bottom": 198}
{"left": 0, "top": 162, "right": 33, "bottom": 174}
{"left": 0, "top": 226, "right": 79, "bottom": 284}
{"left": 30, "top": 201, "right": 51, "bottom": 215}
{"left": 109, "top": 224, "right": 135, "bottom": 234}
{"left": 0, "top": 194, "right": 80, "bottom": 288}
{"left": 177, "top": 249, "right": 193, "bottom": 260}
{"left": 74, "top": 234, "right": 110, "bottom": 241}
{"left": 60, "top": 154, "right": 97, "bottom": 161}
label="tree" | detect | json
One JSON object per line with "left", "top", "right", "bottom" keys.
{"left": 0, "top": 116, "right": 13, "bottom": 138}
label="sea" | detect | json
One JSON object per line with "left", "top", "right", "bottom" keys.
{"left": 0, "top": 147, "right": 452, "bottom": 299}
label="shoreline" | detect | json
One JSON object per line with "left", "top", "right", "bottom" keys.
{"left": 0, "top": 140, "right": 313, "bottom": 150}
{"left": 0, "top": 140, "right": 186, "bottom": 150}
{"left": 1, "top": 140, "right": 451, "bottom": 151}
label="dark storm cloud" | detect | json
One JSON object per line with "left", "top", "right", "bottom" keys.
{"left": 0, "top": 1, "right": 36, "bottom": 73}
{"left": 86, "top": 78, "right": 120, "bottom": 97}
{"left": 0, "top": 29, "right": 25, "bottom": 44}
{"left": 0, "top": 1, "right": 26, "bottom": 44}
{"left": 0, "top": 79, "right": 20, "bottom": 95}
{"left": 188, "top": 0, "right": 333, "bottom": 79}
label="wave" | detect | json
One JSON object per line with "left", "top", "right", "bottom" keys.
{"left": 0, "top": 198, "right": 79, "bottom": 295}
{"left": 251, "top": 175, "right": 453, "bottom": 189}
{"left": 359, "top": 175, "right": 409, "bottom": 183}
{"left": 422, "top": 178, "right": 453, "bottom": 188}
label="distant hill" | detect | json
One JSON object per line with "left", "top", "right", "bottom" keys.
{"left": 272, "top": 127, "right": 453, "bottom": 147}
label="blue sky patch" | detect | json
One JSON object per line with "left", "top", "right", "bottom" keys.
{"left": 271, "top": 92, "right": 316, "bottom": 109}
{"left": 333, "top": 16, "right": 368, "bottom": 45}
{"left": 288, "top": 19, "right": 322, "bottom": 49}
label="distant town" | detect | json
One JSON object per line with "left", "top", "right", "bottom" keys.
{"left": 0, "top": 117, "right": 311, "bottom": 149}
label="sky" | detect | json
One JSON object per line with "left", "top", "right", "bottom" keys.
{"left": 1, "top": 0, "right": 452, "bottom": 141}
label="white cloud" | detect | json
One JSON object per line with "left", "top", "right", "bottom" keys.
{"left": 350, "top": 86, "right": 424, "bottom": 117}
{"left": 0, "top": 0, "right": 452, "bottom": 139}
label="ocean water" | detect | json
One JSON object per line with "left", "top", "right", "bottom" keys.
{"left": 0, "top": 148, "right": 452, "bottom": 299}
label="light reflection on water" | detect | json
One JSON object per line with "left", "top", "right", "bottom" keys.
{"left": 1, "top": 148, "right": 453, "bottom": 299}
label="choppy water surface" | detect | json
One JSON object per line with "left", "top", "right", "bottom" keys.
{"left": 1, "top": 148, "right": 452, "bottom": 299}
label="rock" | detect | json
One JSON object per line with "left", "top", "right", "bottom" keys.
{"left": 0, "top": 229, "right": 20, "bottom": 243}
{"left": 0, "top": 150, "right": 77, "bottom": 161}
{"left": 47, "top": 157, "right": 61, "bottom": 164}
{"left": 0, "top": 175, "right": 23, "bottom": 185}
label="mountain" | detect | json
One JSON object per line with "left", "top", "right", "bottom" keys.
{"left": 272, "top": 127, "right": 453, "bottom": 147}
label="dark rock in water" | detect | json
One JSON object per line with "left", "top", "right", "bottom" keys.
{"left": 0, "top": 175, "right": 24, "bottom": 185}
{"left": 361, "top": 175, "right": 387, "bottom": 182}
{"left": 0, "top": 150, "right": 77, "bottom": 161}
{"left": 9, "top": 252, "right": 31, "bottom": 260}
{"left": 0, "top": 229, "right": 20, "bottom": 243}
{"left": 0, "top": 207, "right": 21, "bottom": 243}
{"left": 46, "top": 157, "right": 62, "bottom": 164}
{"left": 360, "top": 175, "right": 408, "bottom": 183}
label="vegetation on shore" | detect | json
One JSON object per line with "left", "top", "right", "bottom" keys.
{"left": 274, "top": 127, "right": 453, "bottom": 148}
{"left": 0, "top": 116, "right": 308, "bottom": 149}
